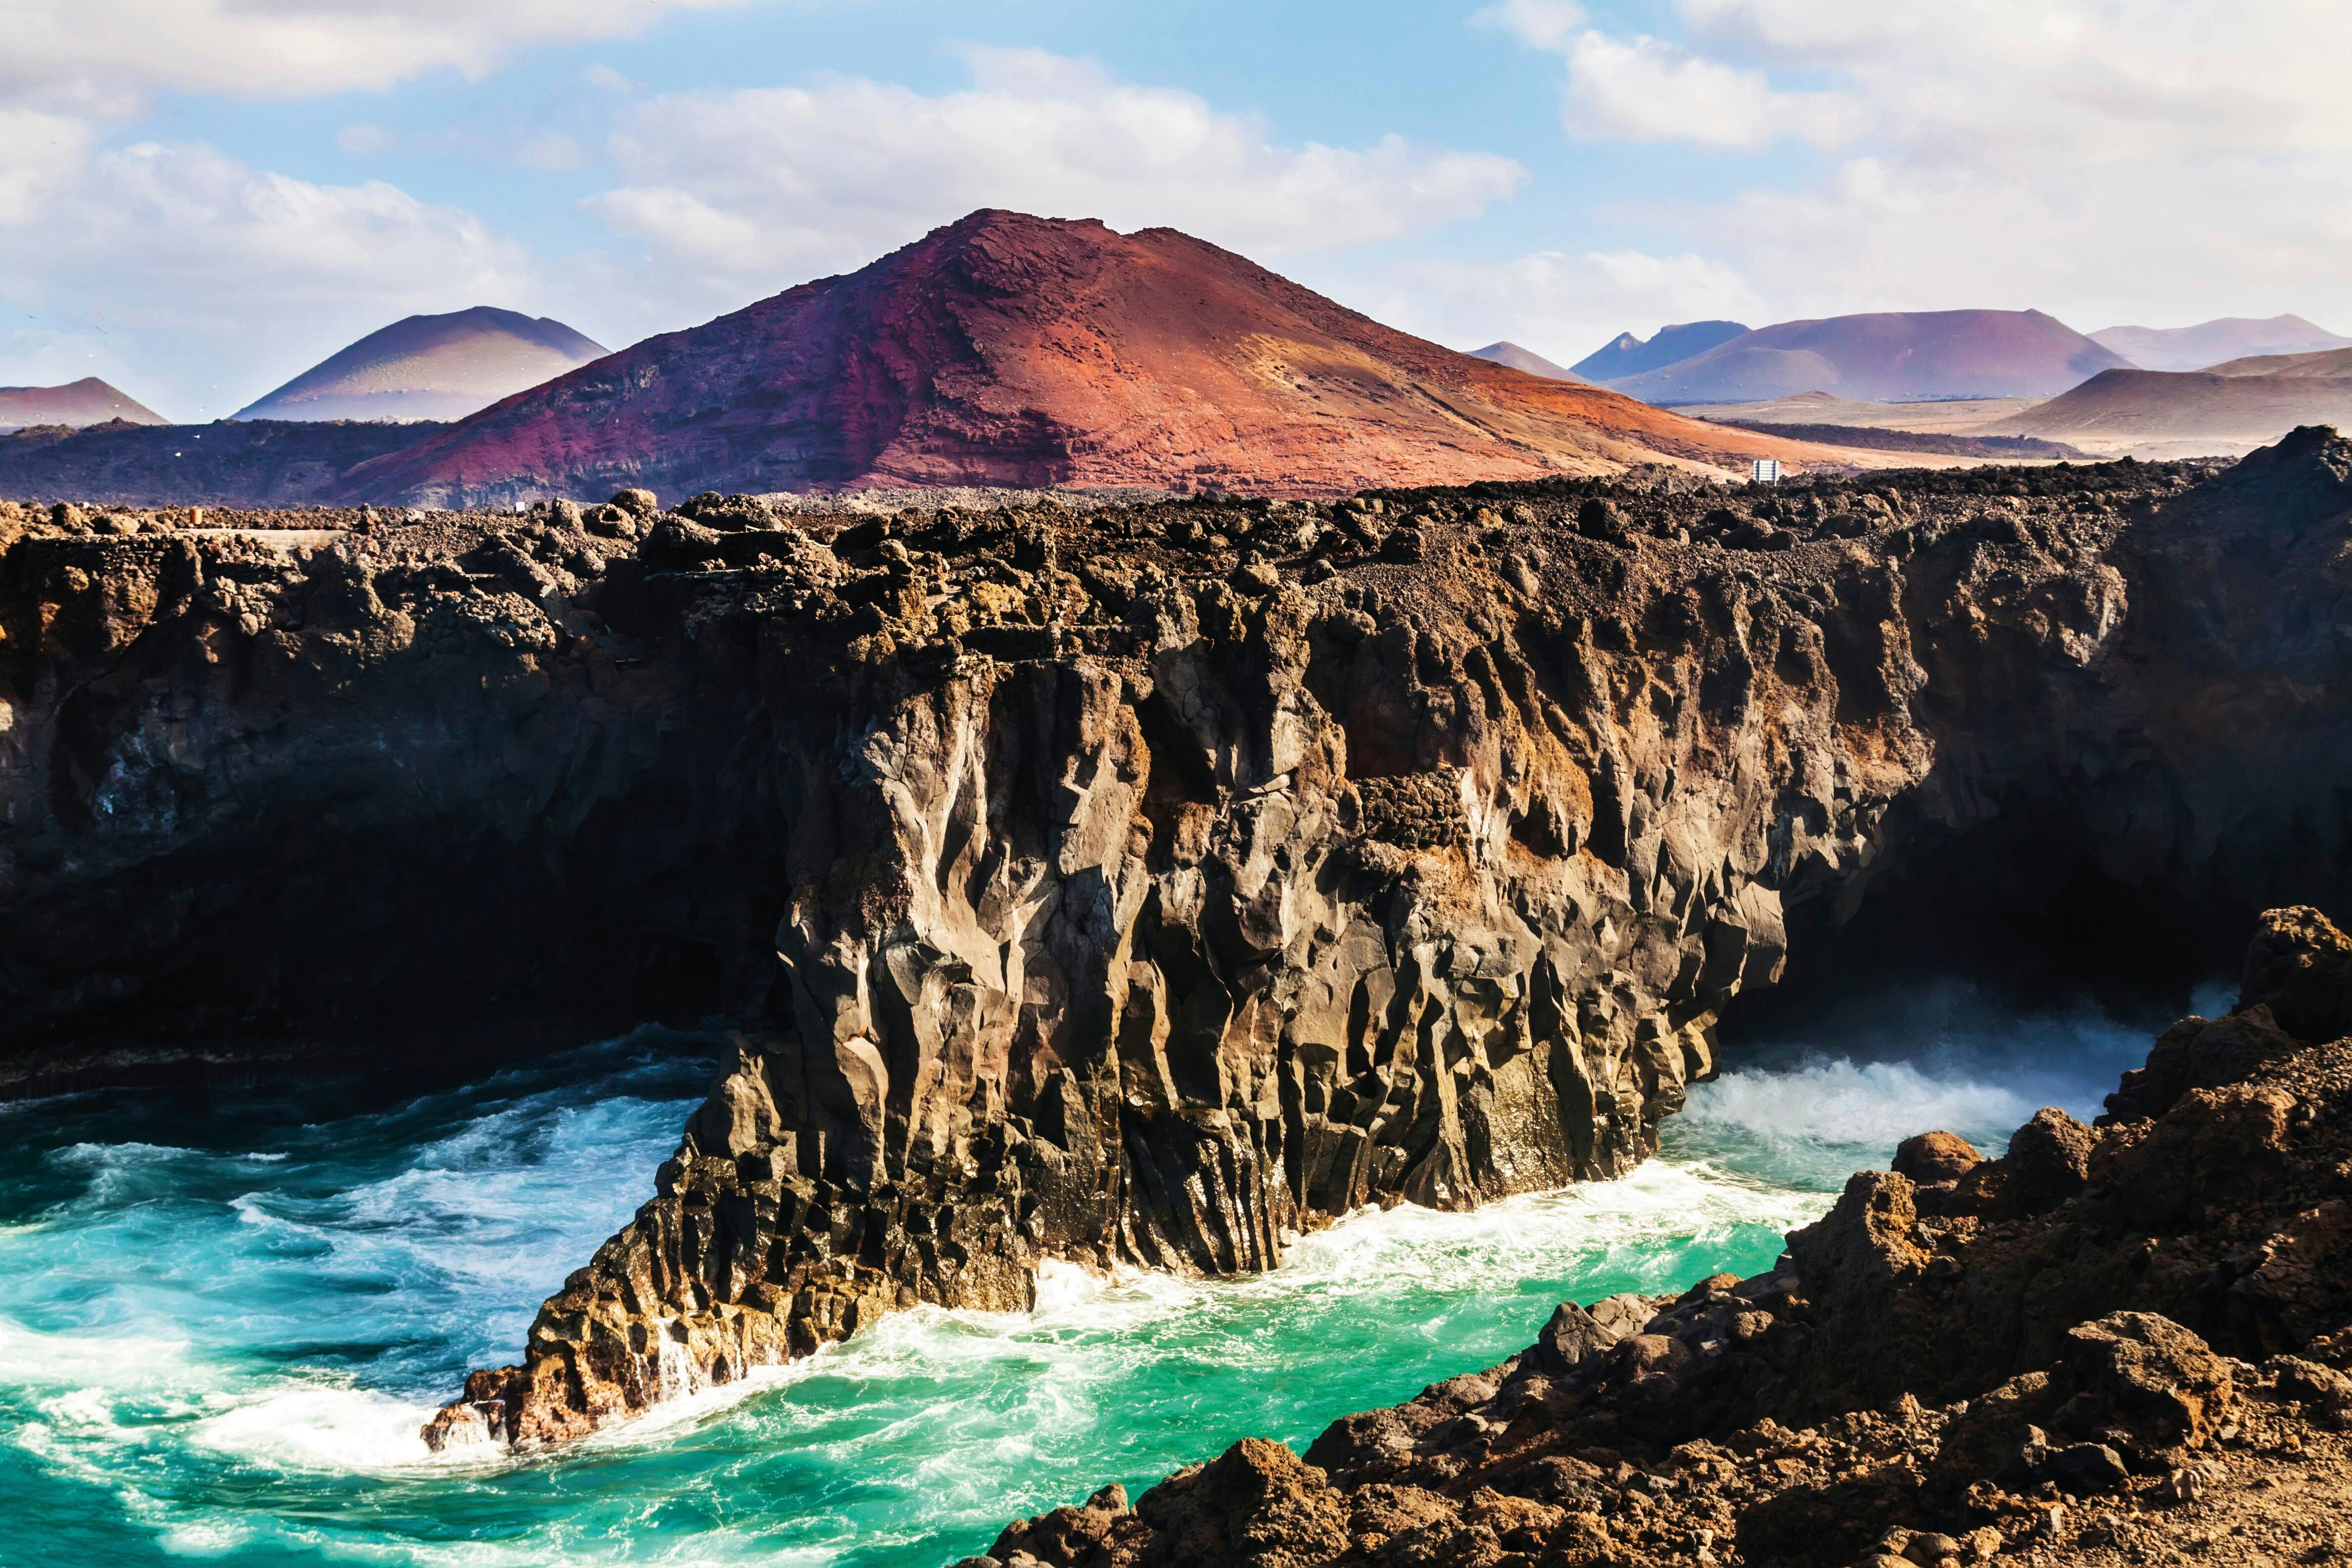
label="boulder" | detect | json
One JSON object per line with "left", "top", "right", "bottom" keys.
{"left": 2045, "top": 1440, "right": 2130, "bottom": 1492}
{"left": 1736, "top": 1464, "right": 1920, "bottom": 1567}
{"left": 2238, "top": 905, "right": 2352, "bottom": 1043}
{"left": 1892, "top": 1131, "right": 1982, "bottom": 1185}
{"left": 1928, "top": 1370, "right": 2061, "bottom": 1495}
{"left": 1588, "top": 1293, "right": 1657, "bottom": 1341}
{"left": 1612, "top": 1333, "right": 1695, "bottom": 1382}
{"left": 2105, "top": 1007, "right": 2300, "bottom": 1123}
{"left": 2064, "top": 1311, "right": 2234, "bottom": 1451}
{"left": 2005, "top": 1108, "right": 2096, "bottom": 1214}
{"left": 1128, "top": 1439, "right": 1350, "bottom": 1567}
{"left": 1533, "top": 1301, "right": 1621, "bottom": 1376}
{"left": 2087, "top": 1082, "right": 2295, "bottom": 1232}
{"left": 1576, "top": 496, "right": 1627, "bottom": 541}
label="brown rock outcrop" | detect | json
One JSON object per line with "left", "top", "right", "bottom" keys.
{"left": 977, "top": 908, "right": 2352, "bottom": 1568}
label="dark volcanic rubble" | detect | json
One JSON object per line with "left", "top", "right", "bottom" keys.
{"left": 974, "top": 908, "right": 2352, "bottom": 1568}
{"left": 0, "top": 417, "right": 441, "bottom": 508}
{"left": 1, "top": 436, "right": 2350, "bottom": 1457}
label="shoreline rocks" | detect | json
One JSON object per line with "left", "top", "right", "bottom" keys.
{"left": 975, "top": 908, "right": 2352, "bottom": 1567}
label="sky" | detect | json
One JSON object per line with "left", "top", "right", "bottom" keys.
{"left": 5, "top": 0, "right": 2350, "bottom": 420}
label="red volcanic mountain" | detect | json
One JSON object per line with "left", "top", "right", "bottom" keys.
{"left": 1607, "top": 310, "right": 2132, "bottom": 405}
{"left": 339, "top": 211, "right": 1842, "bottom": 506}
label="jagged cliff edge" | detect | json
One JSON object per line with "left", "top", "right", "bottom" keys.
{"left": 1, "top": 435, "right": 2349, "bottom": 1456}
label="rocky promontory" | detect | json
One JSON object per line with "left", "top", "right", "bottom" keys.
{"left": 3, "top": 433, "right": 2352, "bottom": 1456}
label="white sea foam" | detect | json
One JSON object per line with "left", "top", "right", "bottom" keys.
{"left": 2191, "top": 977, "right": 2237, "bottom": 1019}
{"left": 0, "top": 1048, "right": 713, "bottom": 1511}
{"left": 1685, "top": 1056, "right": 2041, "bottom": 1155}
{"left": 0, "top": 1312, "right": 456, "bottom": 1482}
{"left": 0, "top": 1317, "right": 193, "bottom": 1388}
{"left": 574, "top": 1354, "right": 835, "bottom": 1455}
{"left": 186, "top": 1382, "right": 446, "bottom": 1471}
{"left": 1688, "top": 982, "right": 2159, "bottom": 1167}
{"left": 790, "top": 1150, "right": 1825, "bottom": 1424}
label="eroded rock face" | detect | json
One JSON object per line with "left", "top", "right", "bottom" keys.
{"left": 6, "top": 436, "right": 2352, "bottom": 1453}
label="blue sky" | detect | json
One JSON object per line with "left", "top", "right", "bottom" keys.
{"left": 6, "top": 0, "right": 2349, "bottom": 418}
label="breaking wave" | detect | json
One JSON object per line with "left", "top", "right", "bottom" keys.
{"left": 1685, "top": 977, "right": 2169, "bottom": 1174}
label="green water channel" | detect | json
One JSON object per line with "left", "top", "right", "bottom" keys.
{"left": 0, "top": 984, "right": 2162, "bottom": 1566}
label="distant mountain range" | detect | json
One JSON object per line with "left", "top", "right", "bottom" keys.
{"left": 1571, "top": 322, "right": 1749, "bottom": 382}
{"left": 2088, "top": 315, "right": 2352, "bottom": 373}
{"left": 235, "top": 307, "right": 608, "bottom": 423}
{"left": 338, "top": 210, "right": 1842, "bottom": 508}
{"left": 1591, "top": 310, "right": 2131, "bottom": 404}
{"left": 1563, "top": 311, "right": 2352, "bottom": 408}
{"left": 0, "top": 378, "right": 168, "bottom": 431}
{"left": 1468, "top": 342, "right": 1585, "bottom": 382}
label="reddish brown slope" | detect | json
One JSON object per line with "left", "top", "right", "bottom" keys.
{"left": 339, "top": 211, "right": 1850, "bottom": 506}
{"left": 1988, "top": 349, "right": 2352, "bottom": 450}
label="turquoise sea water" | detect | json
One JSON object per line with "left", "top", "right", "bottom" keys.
{"left": 0, "top": 985, "right": 2175, "bottom": 1567}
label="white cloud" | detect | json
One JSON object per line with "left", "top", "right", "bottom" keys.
{"left": 0, "top": 141, "right": 534, "bottom": 417}
{"left": 1, "top": 0, "right": 759, "bottom": 105}
{"left": 0, "top": 0, "right": 764, "bottom": 412}
{"left": 584, "top": 64, "right": 639, "bottom": 94}
{"left": 1470, "top": 0, "right": 1587, "bottom": 53}
{"left": 580, "top": 47, "right": 1525, "bottom": 305}
{"left": 0, "top": 0, "right": 826, "bottom": 413}
{"left": 1561, "top": 31, "right": 1860, "bottom": 150}
{"left": 1668, "top": 151, "right": 2352, "bottom": 331}
{"left": 0, "top": 107, "right": 92, "bottom": 228}
{"left": 517, "top": 134, "right": 585, "bottom": 171}
{"left": 1670, "top": 0, "right": 2352, "bottom": 163}
{"left": 1484, "top": 0, "right": 2352, "bottom": 330}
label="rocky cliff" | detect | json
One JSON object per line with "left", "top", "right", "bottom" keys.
{"left": 3, "top": 433, "right": 2351, "bottom": 1457}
